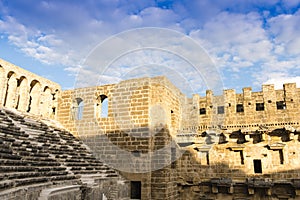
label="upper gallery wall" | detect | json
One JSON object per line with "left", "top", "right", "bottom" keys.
{"left": 0, "top": 59, "right": 61, "bottom": 118}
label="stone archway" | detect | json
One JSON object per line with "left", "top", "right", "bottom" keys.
{"left": 15, "top": 76, "right": 29, "bottom": 111}
{"left": 28, "top": 80, "right": 41, "bottom": 115}
{"left": 95, "top": 94, "right": 108, "bottom": 118}
{"left": 4, "top": 71, "right": 18, "bottom": 108}
{"left": 40, "top": 86, "right": 52, "bottom": 117}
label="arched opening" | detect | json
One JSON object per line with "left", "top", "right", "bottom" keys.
{"left": 40, "top": 86, "right": 52, "bottom": 117}
{"left": 15, "top": 76, "right": 29, "bottom": 111}
{"left": 72, "top": 98, "right": 84, "bottom": 120}
{"left": 4, "top": 71, "right": 18, "bottom": 108}
{"left": 95, "top": 94, "right": 108, "bottom": 118}
{"left": 27, "top": 80, "right": 41, "bottom": 114}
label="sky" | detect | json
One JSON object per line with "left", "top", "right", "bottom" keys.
{"left": 1, "top": 0, "right": 300, "bottom": 96}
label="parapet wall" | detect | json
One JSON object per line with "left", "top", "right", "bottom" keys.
{"left": 0, "top": 59, "right": 61, "bottom": 119}
{"left": 183, "top": 83, "right": 300, "bottom": 133}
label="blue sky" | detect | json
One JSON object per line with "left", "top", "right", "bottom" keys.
{"left": 1, "top": 0, "right": 300, "bottom": 95}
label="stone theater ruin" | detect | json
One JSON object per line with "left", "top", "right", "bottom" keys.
{"left": 1, "top": 58, "right": 300, "bottom": 200}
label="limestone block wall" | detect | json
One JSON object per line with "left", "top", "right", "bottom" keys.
{"left": 196, "top": 83, "right": 300, "bottom": 131}
{"left": 57, "top": 76, "right": 186, "bottom": 200}
{"left": 57, "top": 75, "right": 300, "bottom": 199}
{"left": 57, "top": 76, "right": 187, "bottom": 142}
{"left": 183, "top": 137, "right": 300, "bottom": 179}
{"left": 176, "top": 83, "right": 300, "bottom": 199}
{"left": 176, "top": 139, "right": 300, "bottom": 199}
{"left": 175, "top": 82, "right": 300, "bottom": 181}
{"left": 0, "top": 59, "right": 61, "bottom": 118}
{"left": 57, "top": 77, "right": 151, "bottom": 137}
{"left": 149, "top": 76, "right": 186, "bottom": 135}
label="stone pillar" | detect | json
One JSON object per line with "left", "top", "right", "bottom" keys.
{"left": 283, "top": 83, "right": 298, "bottom": 122}
{"left": 224, "top": 89, "right": 236, "bottom": 125}
{"left": 242, "top": 87, "right": 252, "bottom": 117}
{"left": 18, "top": 79, "right": 29, "bottom": 112}
{"left": 0, "top": 75, "right": 8, "bottom": 107}
{"left": 0, "top": 67, "right": 6, "bottom": 107}
{"left": 5, "top": 75, "right": 18, "bottom": 108}
{"left": 262, "top": 84, "right": 276, "bottom": 124}
{"left": 29, "top": 82, "right": 41, "bottom": 115}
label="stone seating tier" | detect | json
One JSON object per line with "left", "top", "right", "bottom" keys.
{"left": 0, "top": 108, "right": 121, "bottom": 193}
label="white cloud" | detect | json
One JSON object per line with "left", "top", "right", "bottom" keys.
{"left": 187, "top": 9, "right": 300, "bottom": 90}
{"left": 189, "top": 11, "right": 273, "bottom": 70}
{"left": 77, "top": 28, "right": 223, "bottom": 96}
{"left": 251, "top": 59, "right": 299, "bottom": 89}
{"left": 268, "top": 10, "right": 300, "bottom": 55}
{"left": 37, "top": 34, "right": 63, "bottom": 46}
{"left": 0, "top": 16, "right": 76, "bottom": 66}
{"left": 282, "top": 0, "right": 300, "bottom": 8}
{"left": 264, "top": 76, "right": 300, "bottom": 89}
{"left": 0, "top": 4, "right": 185, "bottom": 71}
{"left": 1, "top": 0, "right": 300, "bottom": 93}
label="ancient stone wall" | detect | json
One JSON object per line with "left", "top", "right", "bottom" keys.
{"left": 57, "top": 76, "right": 186, "bottom": 199}
{"left": 194, "top": 83, "right": 300, "bottom": 131}
{"left": 176, "top": 83, "right": 300, "bottom": 199}
{"left": 58, "top": 75, "right": 300, "bottom": 199}
{"left": 0, "top": 59, "right": 61, "bottom": 118}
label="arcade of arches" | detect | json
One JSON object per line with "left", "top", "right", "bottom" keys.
{"left": 0, "top": 59, "right": 60, "bottom": 118}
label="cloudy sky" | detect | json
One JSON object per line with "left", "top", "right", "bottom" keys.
{"left": 1, "top": 0, "right": 300, "bottom": 95}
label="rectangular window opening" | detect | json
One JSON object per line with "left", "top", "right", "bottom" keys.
{"left": 256, "top": 103, "right": 264, "bottom": 111}
{"left": 236, "top": 104, "right": 244, "bottom": 112}
{"left": 253, "top": 159, "right": 262, "bottom": 173}
{"left": 276, "top": 101, "right": 286, "bottom": 110}
{"left": 217, "top": 106, "right": 224, "bottom": 114}
{"left": 130, "top": 181, "right": 141, "bottom": 199}
{"left": 199, "top": 108, "right": 206, "bottom": 115}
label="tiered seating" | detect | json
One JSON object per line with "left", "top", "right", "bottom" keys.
{"left": 0, "top": 110, "right": 77, "bottom": 192}
{"left": 0, "top": 108, "right": 119, "bottom": 193}
{"left": 54, "top": 130, "right": 118, "bottom": 176}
